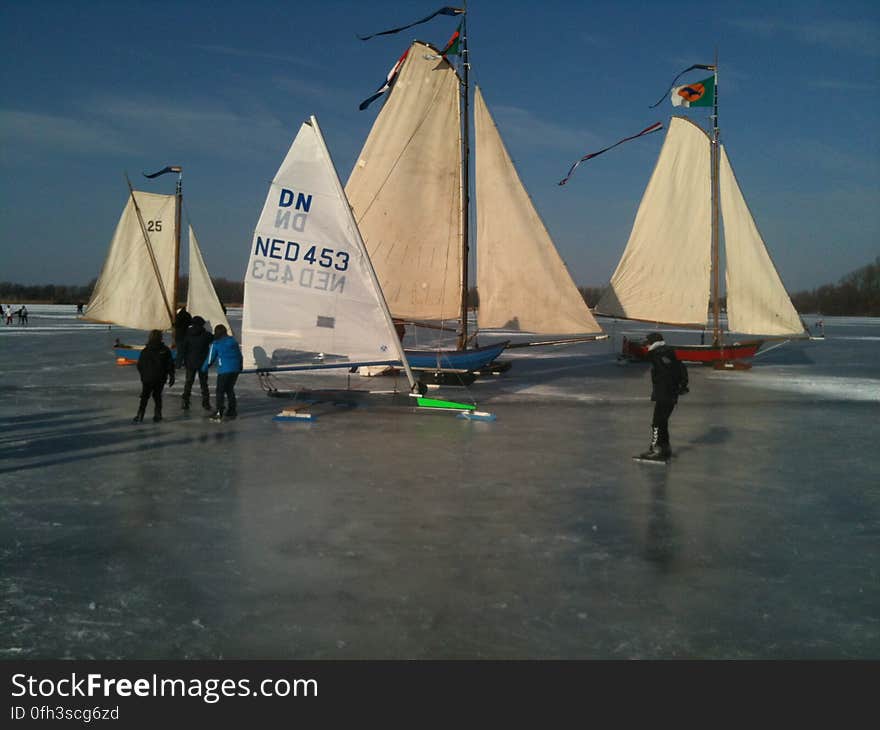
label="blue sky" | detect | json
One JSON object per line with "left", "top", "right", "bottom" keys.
{"left": 1, "top": 0, "right": 877, "bottom": 292}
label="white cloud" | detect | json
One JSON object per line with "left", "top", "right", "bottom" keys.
{"left": 191, "top": 43, "right": 321, "bottom": 69}
{"left": 0, "top": 109, "right": 133, "bottom": 155}
{"left": 725, "top": 17, "right": 880, "bottom": 57}
{"left": 490, "top": 104, "right": 599, "bottom": 152}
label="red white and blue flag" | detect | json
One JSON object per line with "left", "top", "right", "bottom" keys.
{"left": 558, "top": 123, "right": 663, "bottom": 186}
{"left": 359, "top": 48, "right": 410, "bottom": 110}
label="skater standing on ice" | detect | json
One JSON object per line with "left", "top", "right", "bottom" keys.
{"left": 179, "top": 315, "right": 213, "bottom": 412}
{"left": 201, "top": 324, "right": 242, "bottom": 422}
{"left": 637, "top": 332, "right": 688, "bottom": 462}
{"left": 134, "top": 330, "right": 175, "bottom": 423}
{"left": 19, "top": 305, "right": 28, "bottom": 326}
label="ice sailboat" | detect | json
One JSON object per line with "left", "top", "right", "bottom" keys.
{"left": 83, "top": 168, "right": 231, "bottom": 364}
{"left": 345, "top": 29, "right": 605, "bottom": 379}
{"left": 240, "top": 115, "right": 492, "bottom": 420}
{"left": 596, "top": 65, "right": 809, "bottom": 366}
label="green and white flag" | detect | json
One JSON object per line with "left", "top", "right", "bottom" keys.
{"left": 671, "top": 75, "right": 715, "bottom": 107}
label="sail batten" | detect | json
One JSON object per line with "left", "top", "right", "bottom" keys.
{"left": 83, "top": 191, "right": 177, "bottom": 331}
{"left": 474, "top": 87, "right": 602, "bottom": 335}
{"left": 345, "top": 42, "right": 462, "bottom": 322}
{"left": 242, "top": 117, "right": 413, "bottom": 382}
{"left": 720, "top": 147, "right": 805, "bottom": 336}
{"left": 596, "top": 117, "right": 712, "bottom": 326}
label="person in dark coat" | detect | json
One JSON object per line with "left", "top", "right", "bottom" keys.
{"left": 179, "top": 316, "right": 214, "bottom": 411}
{"left": 639, "top": 332, "right": 688, "bottom": 461}
{"left": 134, "top": 330, "right": 175, "bottom": 423}
{"left": 173, "top": 307, "right": 192, "bottom": 367}
{"left": 201, "top": 324, "right": 243, "bottom": 422}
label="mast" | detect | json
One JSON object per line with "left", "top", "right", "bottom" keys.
{"left": 710, "top": 53, "right": 721, "bottom": 346}
{"left": 172, "top": 168, "right": 183, "bottom": 346}
{"left": 457, "top": 3, "right": 471, "bottom": 350}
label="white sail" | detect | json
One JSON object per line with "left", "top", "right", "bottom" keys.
{"left": 242, "top": 117, "right": 413, "bottom": 382}
{"left": 345, "top": 41, "right": 462, "bottom": 322}
{"left": 474, "top": 87, "right": 602, "bottom": 334}
{"left": 84, "top": 191, "right": 177, "bottom": 331}
{"left": 186, "top": 225, "right": 232, "bottom": 335}
{"left": 596, "top": 117, "right": 712, "bottom": 326}
{"left": 720, "top": 147, "right": 805, "bottom": 336}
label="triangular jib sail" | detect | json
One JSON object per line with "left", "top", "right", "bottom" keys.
{"left": 84, "top": 190, "right": 177, "bottom": 330}
{"left": 242, "top": 117, "right": 413, "bottom": 378}
{"left": 187, "top": 225, "right": 232, "bottom": 335}
{"left": 719, "top": 147, "right": 804, "bottom": 336}
{"left": 474, "top": 86, "right": 602, "bottom": 335}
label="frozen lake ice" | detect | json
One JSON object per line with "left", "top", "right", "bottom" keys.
{"left": 1, "top": 306, "right": 878, "bottom": 658}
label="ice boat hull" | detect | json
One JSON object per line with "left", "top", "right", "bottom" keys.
{"left": 404, "top": 341, "right": 509, "bottom": 372}
{"left": 621, "top": 336, "right": 762, "bottom": 365}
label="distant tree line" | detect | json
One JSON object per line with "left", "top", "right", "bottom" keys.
{"left": 3, "top": 258, "right": 878, "bottom": 316}
{"left": 0, "top": 281, "right": 96, "bottom": 305}
{"left": 0, "top": 276, "right": 245, "bottom": 307}
{"left": 788, "top": 257, "right": 880, "bottom": 317}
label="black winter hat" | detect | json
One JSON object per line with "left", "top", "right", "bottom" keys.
{"left": 645, "top": 332, "right": 664, "bottom": 344}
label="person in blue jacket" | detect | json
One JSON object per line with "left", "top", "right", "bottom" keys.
{"left": 201, "top": 324, "right": 243, "bottom": 422}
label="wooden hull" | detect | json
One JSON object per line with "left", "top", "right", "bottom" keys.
{"left": 622, "top": 337, "right": 763, "bottom": 365}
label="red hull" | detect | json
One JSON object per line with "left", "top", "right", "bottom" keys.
{"left": 622, "top": 337, "right": 763, "bottom": 365}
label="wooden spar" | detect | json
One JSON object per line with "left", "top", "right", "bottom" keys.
{"left": 125, "top": 174, "right": 175, "bottom": 329}
{"left": 172, "top": 168, "right": 183, "bottom": 346}
{"left": 457, "top": 2, "right": 471, "bottom": 351}
{"left": 710, "top": 52, "right": 721, "bottom": 347}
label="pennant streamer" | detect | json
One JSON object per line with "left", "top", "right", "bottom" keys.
{"left": 143, "top": 166, "right": 182, "bottom": 179}
{"left": 649, "top": 64, "right": 715, "bottom": 108}
{"left": 357, "top": 6, "right": 464, "bottom": 41}
{"left": 359, "top": 49, "right": 410, "bottom": 110}
{"left": 558, "top": 122, "right": 663, "bottom": 186}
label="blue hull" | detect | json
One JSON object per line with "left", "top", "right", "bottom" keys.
{"left": 404, "top": 341, "right": 508, "bottom": 372}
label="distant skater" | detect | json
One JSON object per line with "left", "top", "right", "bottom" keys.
{"left": 202, "top": 324, "right": 242, "bottom": 422}
{"left": 18, "top": 305, "right": 28, "bottom": 326}
{"left": 4, "top": 307, "right": 11, "bottom": 325}
{"left": 180, "top": 315, "right": 214, "bottom": 412}
{"left": 134, "top": 330, "right": 175, "bottom": 423}
{"left": 636, "top": 332, "right": 688, "bottom": 462}
{"left": 173, "top": 306, "right": 192, "bottom": 367}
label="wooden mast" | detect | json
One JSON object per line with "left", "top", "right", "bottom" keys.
{"left": 456, "top": 3, "right": 470, "bottom": 351}
{"left": 172, "top": 168, "right": 183, "bottom": 346}
{"left": 710, "top": 53, "right": 721, "bottom": 346}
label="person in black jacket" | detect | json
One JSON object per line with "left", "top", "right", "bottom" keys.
{"left": 639, "top": 332, "right": 688, "bottom": 461}
{"left": 173, "top": 307, "right": 192, "bottom": 367}
{"left": 134, "top": 330, "right": 175, "bottom": 423}
{"left": 179, "top": 316, "right": 214, "bottom": 411}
